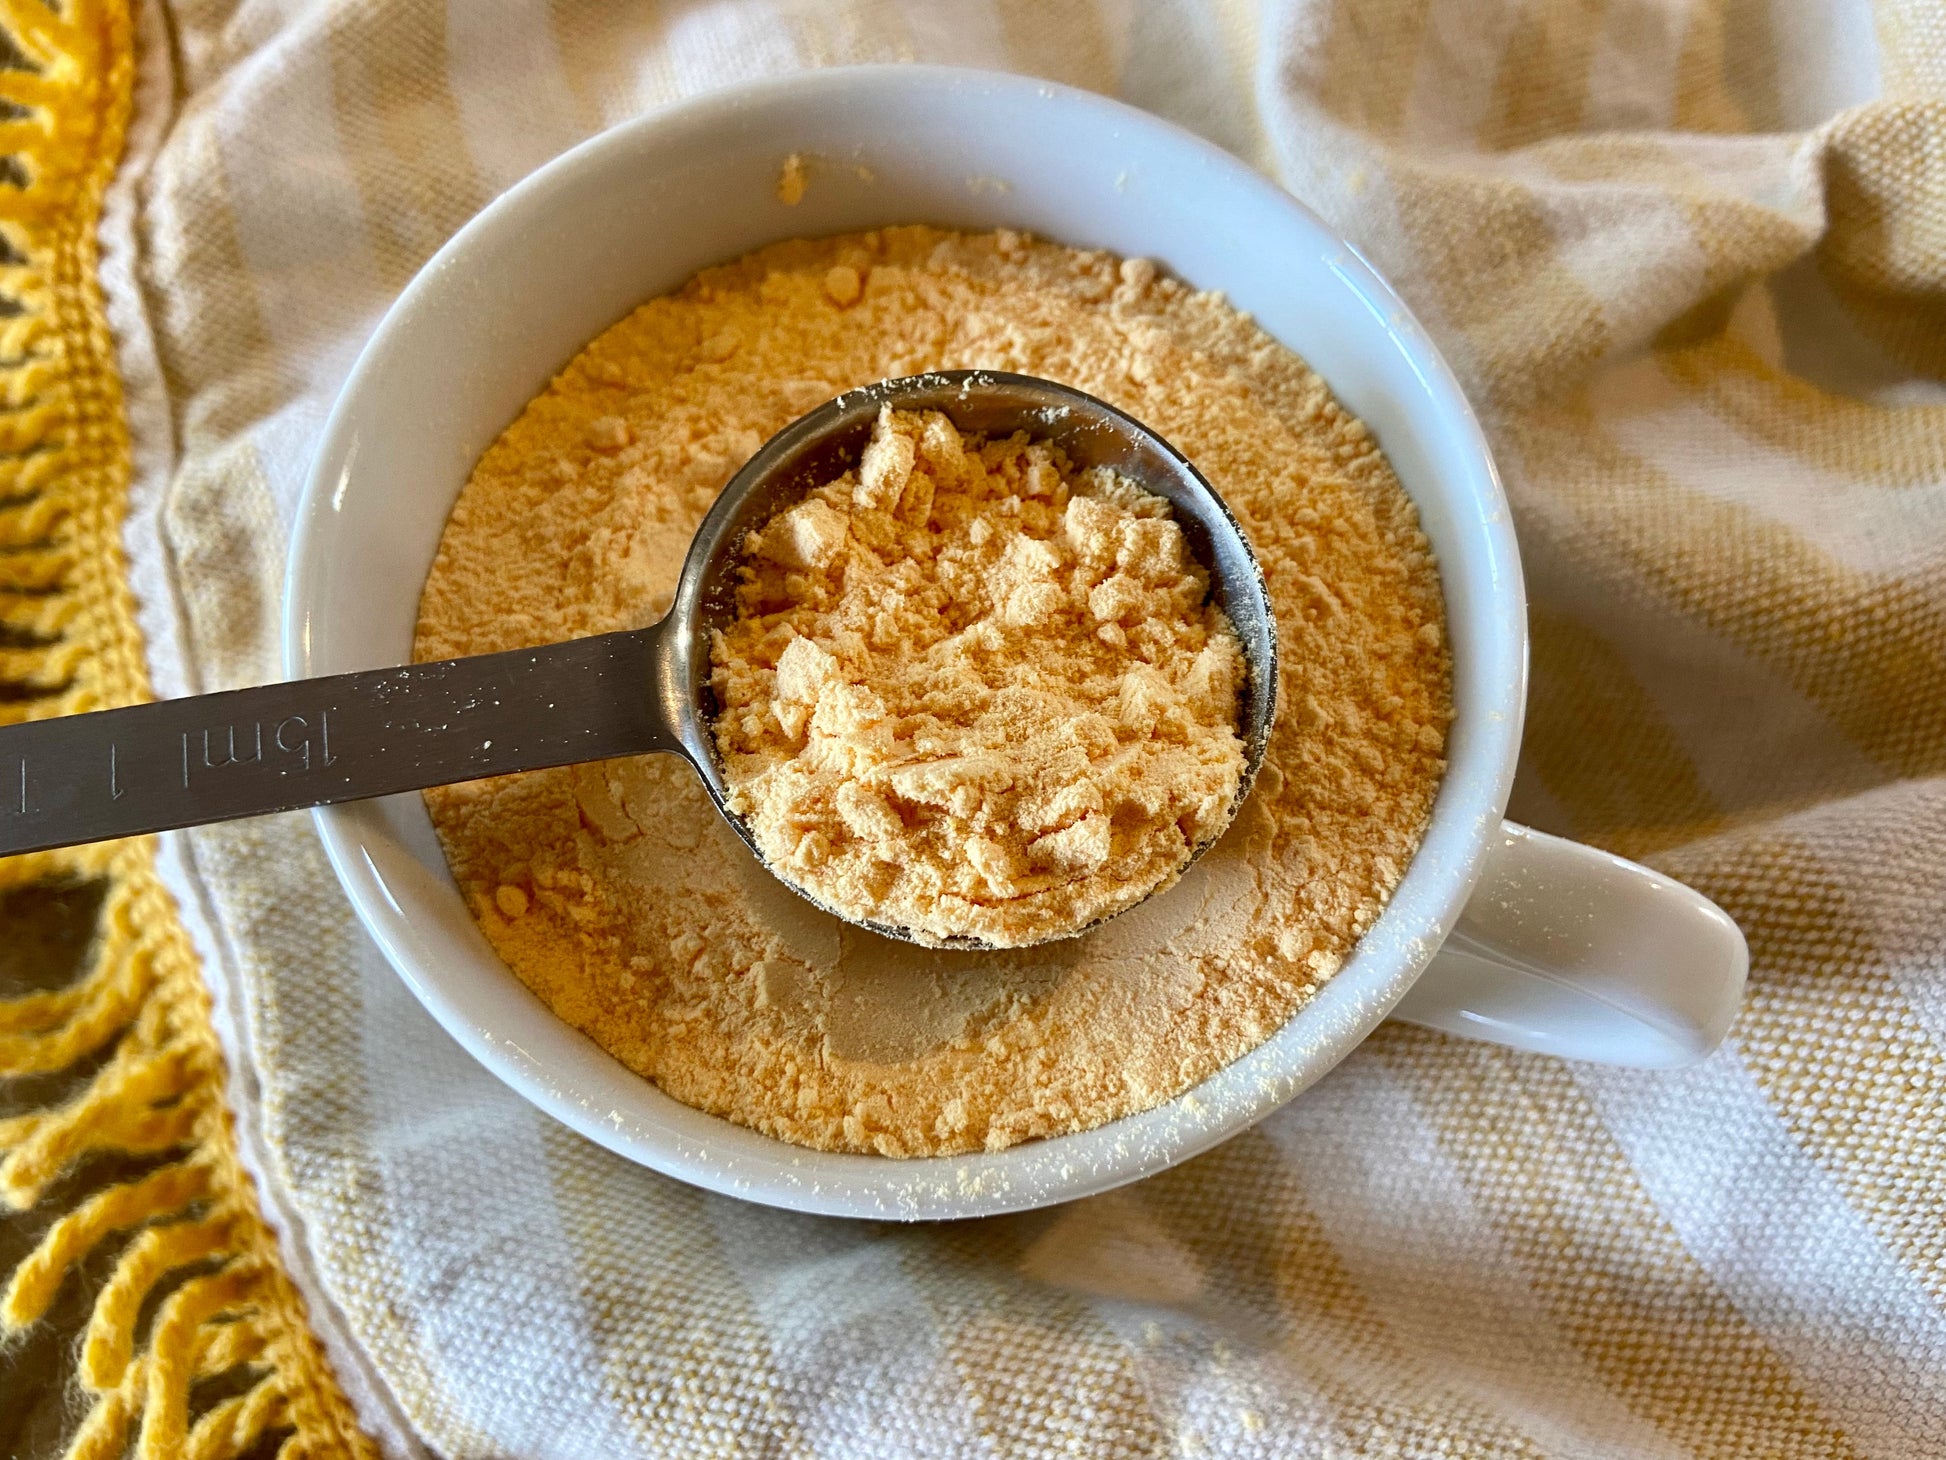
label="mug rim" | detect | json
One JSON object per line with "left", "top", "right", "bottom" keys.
{"left": 285, "top": 63, "right": 1526, "bottom": 1219}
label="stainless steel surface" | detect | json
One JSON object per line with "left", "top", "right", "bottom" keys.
{"left": 0, "top": 372, "right": 1277, "bottom": 947}
{"left": 0, "top": 629, "right": 671, "bottom": 857}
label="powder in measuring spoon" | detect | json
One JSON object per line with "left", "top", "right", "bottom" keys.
{"left": 710, "top": 406, "right": 1249, "bottom": 948}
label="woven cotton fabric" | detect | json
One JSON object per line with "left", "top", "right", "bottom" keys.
{"left": 0, "top": 4, "right": 377, "bottom": 1456}
{"left": 111, "top": 1, "right": 1946, "bottom": 1456}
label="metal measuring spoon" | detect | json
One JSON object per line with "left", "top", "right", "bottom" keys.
{"left": 0, "top": 372, "right": 1278, "bottom": 948}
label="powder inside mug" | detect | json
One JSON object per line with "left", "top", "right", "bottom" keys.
{"left": 712, "top": 407, "right": 1249, "bottom": 948}
{"left": 415, "top": 227, "right": 1451, "bottom": 1156}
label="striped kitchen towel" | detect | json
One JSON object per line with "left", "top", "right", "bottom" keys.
{"left": 7, "top": 1, "right": 1942, "bottom": 1456}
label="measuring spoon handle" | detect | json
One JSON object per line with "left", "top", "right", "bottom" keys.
{"left": 0, "top": 626, "right": 675, "bottom": 859}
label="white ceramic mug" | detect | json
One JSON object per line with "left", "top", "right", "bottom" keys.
{"left": 288, "top": 66, "right": 1747, "bottom": 1220}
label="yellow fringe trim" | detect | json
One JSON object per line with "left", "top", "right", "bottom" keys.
{"left": 0, "top": 3, "right": 379, "bottom": 1456}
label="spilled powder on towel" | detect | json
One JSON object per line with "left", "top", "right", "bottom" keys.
{"left": 415, "top": 226, "right": 1451, "bottom": 1156}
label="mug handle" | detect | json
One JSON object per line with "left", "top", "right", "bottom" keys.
{"left": 1387, "top": 822, "right": 1748, "bottom": 1068}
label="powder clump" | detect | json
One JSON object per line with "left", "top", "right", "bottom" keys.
{"left": 415, "top": 227, "right": 1452, "bottom": 1157}
{"left": 776, "top": 153, "right": 808, "bottom": 206}
{"left": 712, "top": 407, "right": 1247, "bottom": 948}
